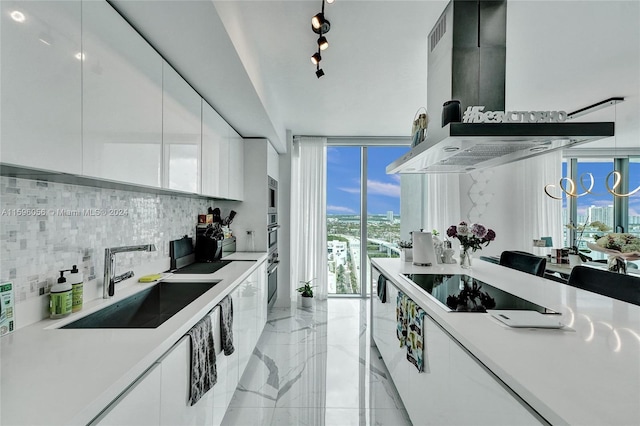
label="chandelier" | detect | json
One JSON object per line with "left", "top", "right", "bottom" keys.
{"left": 544, "top": 97, "right": 638, "bottom": 199}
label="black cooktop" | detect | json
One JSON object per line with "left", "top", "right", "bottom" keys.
{"left": 403, "top": 273, "right": 558, "bottom": 314}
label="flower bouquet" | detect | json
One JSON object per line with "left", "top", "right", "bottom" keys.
{"left": 446, "top": 222, "right": 496, "bottom": 268}
{"left": 587, "top": 233, "right": 640, "bottom": 273}
{"left": 586, "top": 233, "right": 640, "bottom": 260}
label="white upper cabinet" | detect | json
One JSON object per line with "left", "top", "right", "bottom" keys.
{"left": 0, "top": 0, "right": 82, "bottom": 174}
{"left": 201, "top": 100, "right": 227, "bottom": 198}
{"left": 202, "top": 101, "right": 243, "bottom": 200}
{"left": 162, "top": 62, "right": 201, "bottom": 193}
{"left": 228, "top": 128, "right": 244, "bottom": 201}
{"left": 82, "top": 0, "right": 163, "bottom": 187}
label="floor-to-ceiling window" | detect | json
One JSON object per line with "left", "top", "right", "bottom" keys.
{"left": 563, "top": 156, "right": 639, "bottom": 261}
{"left": 326, "top": 145, "right": 409, "bottom": 296}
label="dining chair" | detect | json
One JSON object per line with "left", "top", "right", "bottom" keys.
{"left": 567, "top": 266, "right": 640, "bottom": 306}
{"left": 544, "top": 272, "right": 568, "bottom": 284}
{"left": 499, "top": 251, "right": 547, "bottom": 277}
{"left": 479, "top": 255, "right": 499, "bottom": 265}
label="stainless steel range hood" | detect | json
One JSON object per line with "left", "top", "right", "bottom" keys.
{"left": 387, "top": 0, "right": 614, "bottom": 174}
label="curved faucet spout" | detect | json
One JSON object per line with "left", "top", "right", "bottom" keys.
{"left": 103, "top": 244, "right": 157, "bottom": 298}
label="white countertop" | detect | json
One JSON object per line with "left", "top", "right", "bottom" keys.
{"left": 0, "top": 252, "right": 267, "bottom": 426}
{"left": 372, "top": 258, "right": 640, "bottom": 426}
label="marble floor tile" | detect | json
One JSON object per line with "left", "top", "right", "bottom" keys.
{"left": 222, "top": 298, "right": 411, "bottom": 426}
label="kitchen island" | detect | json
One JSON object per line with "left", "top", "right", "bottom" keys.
{"left": 1, "top": 252, "right": 267, "bottom": 426}
{"left": 371, "top": 258, "right": 640, "bottom": 426}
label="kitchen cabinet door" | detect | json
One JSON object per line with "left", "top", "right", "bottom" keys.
{"left": 202, "top": 100, "right": 227, "bottom": 198}
{"left": 159, "top": 336, "right": 214, "bottom": 426}
{"left": 379, "top": 282, "right": 410, "bottom": 406}
{"left": 257, "top": 261, "right": 268, "bottom": 337}
{"left": 236, "top": 269, "right": 258, "bottom": 376}
{"left": 93, "top": 363, "right": 161, "bottom": 426}
{"left": 163, "top": 62, "right": 201, "bottom": 193}
{"left": 1, "top": 0, "right": 82, "bottom": 174}
{"left": 82, "top": 0, "right": 163, "bottom": 187}
{"left": 227, "top": 128, "right": 244, "bottom": 201}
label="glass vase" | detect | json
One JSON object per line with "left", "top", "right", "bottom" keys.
{"left": 460, "top": 247, "right": 473, "bottom": 269}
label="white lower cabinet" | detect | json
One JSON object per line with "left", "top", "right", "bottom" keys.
{"left": 234, "top": 269, "right": 258, "bottom": 376}
{"left": 371, "top": 273, "right": 542, "bottom": 425}
{"left": 93, "top": 261, "right": 268, "bottom": 426}
{"left": 159, "top": 337, "right": 214, "bottom": 425}
{"left": 93, "top": 363, "right": 162, "bottom": 426}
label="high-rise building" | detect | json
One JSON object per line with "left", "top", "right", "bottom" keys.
{"left": 588, "top": 205, "right": 614, "bottom": 226}
{"left": 387, "top": 210, "right": 394, "bottom": 222}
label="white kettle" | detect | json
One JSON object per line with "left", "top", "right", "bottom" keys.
{"left": 411, "top": 230, "right": 438, "bottom": 266}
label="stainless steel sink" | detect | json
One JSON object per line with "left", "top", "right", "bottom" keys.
{"left": 61, "top": 281, "right": 219, "bottom": 329}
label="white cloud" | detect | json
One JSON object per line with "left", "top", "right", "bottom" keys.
{"left": 327, "top": 205, "right": 356, "bottom": 214}
{"left": 338, "top": 179, "right": 400, "bottom": 198}
{"left": 389, "top": 174, "right": 401, "bottom": 184}
{"left": 367, "top": 179, "right": 400, "bottom": 198}
{"left": 338, "top": 187, "right": 360, "bottom": 194}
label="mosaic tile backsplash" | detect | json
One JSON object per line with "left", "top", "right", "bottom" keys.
{"left": 0, "top": 176, "right": 213, "bottom": 305}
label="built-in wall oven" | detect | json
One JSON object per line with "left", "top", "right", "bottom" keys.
{"left": 267, "top": 176, "right": 279, "bottom": 307}
{"left": 267, "top": 249, "right": 278, "bottom": 308}
{"left": 268, "top": 176, "right": 277, "bottom": 214}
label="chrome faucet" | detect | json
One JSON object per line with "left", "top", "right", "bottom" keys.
{"left": 103, "top": 244, "right": 157, "bottom": 298}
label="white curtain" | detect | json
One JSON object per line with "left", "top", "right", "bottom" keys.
{"left": 519, "top": 150, "right": 563, "bottom": 252}
{"left": 424, "top": 174, "right": 461, "bottom": 235}
{"left": 290, "top": 137, "right": 328, "bottom": 301}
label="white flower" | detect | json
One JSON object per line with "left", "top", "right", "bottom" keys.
{"left": 457, "top": 224, "right": 469, "bottom": 236}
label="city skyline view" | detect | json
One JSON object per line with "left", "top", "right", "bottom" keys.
{"left": 562, "top": 160, "right": 640, "bottom": 216}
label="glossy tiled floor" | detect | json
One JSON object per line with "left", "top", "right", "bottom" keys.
{"left": 221, "top": 298, "right": 412, "bottom": 426}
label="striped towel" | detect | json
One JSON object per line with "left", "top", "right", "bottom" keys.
{"left": 396, "top": 290, "right": 408, "bottom": 347}
{"left": 406, "top": 299, "right": 426, "bottom": 372}
{"left": 219, "top": 295, "right": 235, "bottom": 356}
{"left": 187, "top": 315, "right": 217, "bottom": 405}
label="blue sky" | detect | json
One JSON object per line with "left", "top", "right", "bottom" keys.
{"left": 561, "top": 161, "right": 640, "bottom": 217}
{"left": 326, "top": 146, "right": 409, "bottom": 215}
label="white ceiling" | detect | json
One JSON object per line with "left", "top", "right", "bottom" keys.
{"left": 110, "top": 0, "right": 640, "bottom": 154}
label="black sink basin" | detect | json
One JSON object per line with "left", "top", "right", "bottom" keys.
{"left": 61, "top": 281, "right": 219, "bottom": 329}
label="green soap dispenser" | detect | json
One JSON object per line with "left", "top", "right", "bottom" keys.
{"left": 50, "top": 271, "right": 72, "bottom": 319}
{"left": 68, "top": 265, "right": 83, "bottom": 312}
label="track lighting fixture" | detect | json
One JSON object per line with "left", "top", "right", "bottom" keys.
{"left": 317, "top": 36, "right": 329, "bottom": 51}
{"left": 311, "top": 13, "right": 325, "bottom": 30}
{"left": 309, "top": 0, "right": 333, "bottom": 77}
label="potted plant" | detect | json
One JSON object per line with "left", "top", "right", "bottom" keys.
{"left": 296, "top": 278, "right": 315, "bottom": 308}
{"left": 398, "top": 240, "right": 413, "bottom": 262}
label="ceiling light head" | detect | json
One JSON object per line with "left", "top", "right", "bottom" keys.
{"left": 311, "top": 52, "right": 322, "bottom": 65}
{"left": 317, "top": 36, "right": 329, "bottom": 51}
{"left": 326, "top": 0, "right": 335, "bottom": 4}
{"left": 311, "top": 14, "right": 330, "bottom": 34}
{"left": 316, "top": 68, "right": 325, "bottom": 78}
{"left": 311, "top": 13, "right": 324, "bottom": 29}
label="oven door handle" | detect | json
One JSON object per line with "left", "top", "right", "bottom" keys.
{"left": 268, "top": 262, "right": 279, "bottom": 273}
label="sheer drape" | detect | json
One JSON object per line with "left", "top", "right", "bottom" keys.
{"left": 425, "top": 174, "right": 461, "bottom": 235}
{"left": 520, "top": 150, "right": 563, "bottom": 251}
{"left": 290, "top": 137, "right": 328, "bottom": 301}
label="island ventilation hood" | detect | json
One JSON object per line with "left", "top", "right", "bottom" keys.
{"left": 387, "top": 0, "right": 614, "bottom": 174}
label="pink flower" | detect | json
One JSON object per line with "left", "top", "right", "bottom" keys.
{"left": 471, "top": 223, "right": 487, "bottom": 239}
